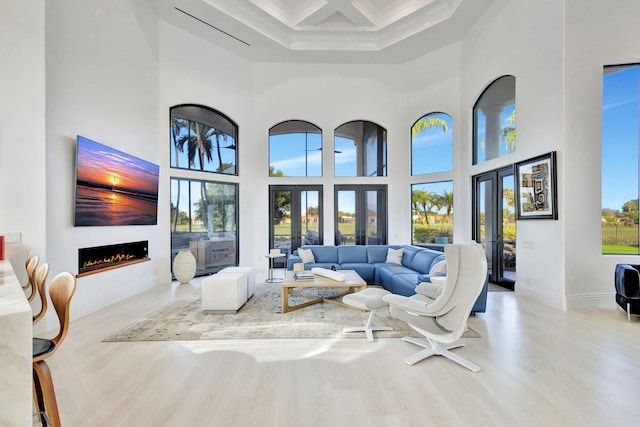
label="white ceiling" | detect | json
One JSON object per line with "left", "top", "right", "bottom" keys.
{"left": 147, "top": 0, "right": 495, "bottom": 63}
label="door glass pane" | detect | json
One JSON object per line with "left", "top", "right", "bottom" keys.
{"left": 502, "top": 175, "right": 516, "bottom": 282}
{"left": 365, "top": 190, "right": 380, "bottom": 244}
{"left": 337, "top": 190, "right": 356, "bottom": 245}
{"left": 479, "top": 180, "right": 494, "bottom": 279}
{"left": 300, "top": 190, "right": 320, "bottom": 245}
{"left": 602, "top": 64, "right": 639, "bottom": 254}
{"left": 272, "top": 190, "right": 292, "bottom": 254}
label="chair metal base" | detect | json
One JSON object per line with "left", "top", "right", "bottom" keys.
{"left": 342, "top": 310, "right": 392, "bottom": 342}
{"left": 401, "top": 336, "right": 481, "bottom": 372}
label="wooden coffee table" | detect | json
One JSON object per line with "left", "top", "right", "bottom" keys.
{"left": 281, "top": 269, "right": 367, "bottom": 313}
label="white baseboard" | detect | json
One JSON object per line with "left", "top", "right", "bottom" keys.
{"left": 515, "top": 282, "right": 566, "bottom": 310}
{"left": 515, "top": 282, "right": 618, "bottom": 311}
{"left": 565, "top": 292, "right": 617, "bottom": 310}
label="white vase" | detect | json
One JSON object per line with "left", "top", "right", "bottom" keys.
{"left": 173, "top": 249, "right": 196, "bottom": 284}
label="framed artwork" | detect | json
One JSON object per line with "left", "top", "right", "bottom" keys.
{"left": 514, "top": 151, "right": 558, "bottom": 220}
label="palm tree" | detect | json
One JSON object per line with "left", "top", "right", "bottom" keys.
{"left": 441, "top": 189, "right": 453, "bottom": 223}
{"left": 170, "top": 118, "right": 188, "bottom": 232}
{"left": 411, "top": 189, "right": 429, "bottom": 226}
{"left": 411, "top": 116, "right": 448, "bottom": 138}
{"left": 501, "top": 109, "right": 516, "bottom": 153}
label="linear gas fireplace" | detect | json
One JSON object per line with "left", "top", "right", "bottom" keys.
{"left": 78, "top": 240, "right": 149, "bottom": 277}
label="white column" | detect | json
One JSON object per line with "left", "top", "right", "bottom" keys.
{"left": 481, "top": 104, "right": 504, "bottom": 161}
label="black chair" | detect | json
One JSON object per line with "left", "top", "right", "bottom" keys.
{"left": 614, "top": 264, "right": 640, "bottom": 322}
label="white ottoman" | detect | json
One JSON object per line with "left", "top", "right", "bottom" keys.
{"left": 218, "top": 266, "right": 256, "bottom": 298}
{"left": 202, "top": 271, "right": 248, "bottom": 313}
{"left": 342, "top": 288, "right": 393, "bottom": 342}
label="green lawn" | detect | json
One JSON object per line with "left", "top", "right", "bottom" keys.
{"left": 602, "top": 245, "right": 639, "bottom": 255}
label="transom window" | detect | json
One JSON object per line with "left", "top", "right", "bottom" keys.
{"left": 473, "top": 75, "right": 516, "bottom": 165}
{"left": 269, "top": 120, "right": 322, "bottom": 177}
{"left": 170, "top": 104, "right": 238, "bottom": 175}
{"left": 335, "top": 120, "right": 387, "bottom": 177}
{"left": 411, "top": 112, "right": 453, "bottom": 175}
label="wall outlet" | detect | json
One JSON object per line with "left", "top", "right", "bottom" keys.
{"left": 1, "top": 232, "right": 21, "bottom": 243}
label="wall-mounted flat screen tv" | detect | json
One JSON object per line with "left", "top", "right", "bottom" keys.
{"left": 74, "top": 135, "right": 160, "bottom": 226}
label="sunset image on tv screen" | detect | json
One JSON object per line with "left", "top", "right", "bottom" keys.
{"left": 74, "top": 136, "right": 159, "bottom": 226}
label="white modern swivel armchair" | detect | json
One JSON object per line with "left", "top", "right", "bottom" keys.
{"left": 383, "top": 243, "right": 487, "bottom": 372}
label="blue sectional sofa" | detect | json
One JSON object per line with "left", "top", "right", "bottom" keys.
{"left": 287, "top": 244, "right": 487, "bottom": 314}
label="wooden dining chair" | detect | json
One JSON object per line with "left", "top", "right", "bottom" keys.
{"left": 32, "top": 262, "right": 50, "bottom": 324}
{"left": 32, "top": 271, "right": 76, "bottom": 427}
{"left": 23, "top": 255, "right": 39, "bottom": 301}
{"left": 22, "top": 251, "right": 33, "bottom": 290}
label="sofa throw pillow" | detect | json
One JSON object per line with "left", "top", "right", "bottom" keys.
{"left": 385, "top": 248, "right": 404, "bottom": 265}
{"left": 429, "top": 260, "right": 447, "bottom": 276}
{"left": 298, "top": 248, "right": 316, "bottom": 264}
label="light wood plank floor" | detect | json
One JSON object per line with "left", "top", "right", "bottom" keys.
{"left": 35, "top": 272, "right": 640, "bottom": 427}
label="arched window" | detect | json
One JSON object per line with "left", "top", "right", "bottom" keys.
{"left": 411, "top": 112, "right": 453, "bottom": 175}
{"left": 473, "top": 75, "right": 516, "bottom": 165}
{"left": 335, "top": 120, "right": 387, "bottom": 177}
{"left": 170, "top": 104, "right": 238, "bottom": 175}
{"left": 269, "top": 120, "right": 322, "bottom": 177}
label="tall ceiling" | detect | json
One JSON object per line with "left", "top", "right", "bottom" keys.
{"left": 147, "top": 0, "right": 495, "bottom": 63}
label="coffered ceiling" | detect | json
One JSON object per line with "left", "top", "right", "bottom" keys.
{"left": 147, "top": 0, "right": 495, "bottom": 63}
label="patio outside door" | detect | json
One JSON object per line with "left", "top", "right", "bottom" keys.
{"left": 269, "top": 185, "right": 323, "bottom": 267}
{"left": 334, "top": 185, "right": 387, "bottom": 245}
{"left": 472, "top": 167, "right": 516, "bottom": 288}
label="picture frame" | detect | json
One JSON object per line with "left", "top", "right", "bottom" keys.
{"left": 514, "top": 151, "right": 558, "bottom": 220}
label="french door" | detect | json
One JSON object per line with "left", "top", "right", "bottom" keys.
{"left": 334, "top": 185, "right": 387, "bottom": 246}
{"left": 269, "top": 185, "right": 323, "bottom": 266}
{"left": 472, "top": 167, "right": 516, "bottom": 288}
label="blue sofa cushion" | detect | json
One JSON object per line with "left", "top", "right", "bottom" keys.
{"left": 391, "top": 273, "right": 421, "bottom": 296}
{"left": 338, "top": 246, "right": 368, "bottom": 263}
{"left": 340, "top": 263, "right": 375, "bottom": 283}
{"left": 367, "top": 245, "right": 402, "bottom": 264}
{"left": 400, "top": 245, "right": 423, "bottom": 268}
{"left": 308, "top": 246, "right": 338, "bottom": 263}
{"left": 408, "top": 249, "right": 446, "bottom": 274}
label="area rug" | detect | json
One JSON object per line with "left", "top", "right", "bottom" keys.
{"left": 103, "top": 283, "right": 480, "bottom": 342}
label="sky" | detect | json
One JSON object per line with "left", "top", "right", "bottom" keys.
{"left": 602, "top": 65, "right": 639, "bottom": 211}
{"left": 411, "top": 113, "right": 453, "bottom": 174}
{"left": 77, "top": 136, "right": 159, "bottom": 194}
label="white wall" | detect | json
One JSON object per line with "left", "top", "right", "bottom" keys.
{"left": 0, "top": 1, "right": 46, "bottom": 282}
{"left": 460, "top": 0, "right": 567, "bottom": 308}
{"left": 563, "top": 0, "right": 640, "bottom": 308}
{"left": 42, "top": 0, "right": 163, "bottom": 331}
